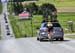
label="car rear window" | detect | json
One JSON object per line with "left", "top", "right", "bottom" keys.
{"left": 52, "top": 22, "right": 61, "bottom": 27}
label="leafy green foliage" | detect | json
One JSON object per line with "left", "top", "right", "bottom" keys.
{"left": 12, "top": 2, "right": 24, "bottom": 15}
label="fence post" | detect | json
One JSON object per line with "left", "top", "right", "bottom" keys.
{"left": 67, "top": 19, "right": 74, "bottom": 32}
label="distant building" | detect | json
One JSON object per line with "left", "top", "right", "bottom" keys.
{"left": 19, "top": 11, "right": 31, "bottom": 20}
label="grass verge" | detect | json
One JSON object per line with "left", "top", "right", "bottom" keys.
{"left": 22, "top": 0, "right": 75, "bottom": 7}
{"left": 8, "top": 12, "right": 75, "bottom": 38}
{"left": 0, "top": 3, "right": 2, "bottom": 14}
{"left": 65, "top": 35, "right": 75, "bottom": 39}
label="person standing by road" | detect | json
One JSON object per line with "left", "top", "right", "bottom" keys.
{"left": 67, "top": 19, "right": 74, "bottom": 32}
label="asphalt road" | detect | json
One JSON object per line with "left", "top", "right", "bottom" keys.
{"left": 0, "top": 3, "right": 15, "bottom": 40}
{"left": 0, "top": 37, "right": 75, "bottom": 53}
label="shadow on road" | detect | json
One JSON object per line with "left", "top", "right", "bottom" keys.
{"left": 39, "top": 39, "right": 70, "bottom": 44}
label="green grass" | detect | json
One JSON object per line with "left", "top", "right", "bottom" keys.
{"left": 9, "top": 12, "right": 75, "bottom": 38}
{"left": 9, "top": 15, "right": 42, "bottom": 38}
{"left": 58, "top": 12, "right": 75, "bottom": 33}
{"left": 7, "top": 0, "right": 75, "bottom": 38}
{"left": 36, "top": 0, "right": 75, "bottom": 7}
{"left": 0, "top": 3, "right": 2, "bottom": 14}
{"left": 0, "top": 3, "right": 2, "bottom": 38}
{"left": 8, "top": 0, "right": 75, "bottom": 10}
{"left": 22, "top": 0, "right": 75, "bottom": 7}
{"left": 65, "top": 35, "right": 75, "bottom": 39}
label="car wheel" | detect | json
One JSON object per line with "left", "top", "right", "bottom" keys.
{"left": 39, "top": 38, "right": 43, "bottom": 41}
{"left": 37, "top": 38, "right": 39, "bottom": 40}
{"left": 56, "top": 38, "right": 59, "bottom": 41}
{"left": 60, "top": 38, "right": 64, "bottom": 41}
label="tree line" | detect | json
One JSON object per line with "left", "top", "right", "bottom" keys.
{"left": 12, "top": 2, "right": 57, "bottom": 15}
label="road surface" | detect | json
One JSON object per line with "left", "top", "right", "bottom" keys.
{"left": 0, "top": 37, "right": 75, "bottom": 53}
{"left": 0, "top": 2, "right": 15, "bottom": 40}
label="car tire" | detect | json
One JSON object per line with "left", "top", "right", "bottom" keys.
{"left": 56, "top": 38, "right": 59, "bottom": 41}
{"left": 60, "top": 38, "right": 64, "bottom": 41}
{"left": 37, "top": 38, "right": 39, "bottom": 40}
{"left": 39, "top": 38, "right": 43, "bottom": 41}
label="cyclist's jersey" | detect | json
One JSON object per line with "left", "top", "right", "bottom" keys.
{"left": 47, "top": 22, "right": 53, "bottom": 27}
{"left": 47, "top": 22, "right": 53, "bottom": 32}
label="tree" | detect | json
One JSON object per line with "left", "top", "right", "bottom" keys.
{"left": 31, "top": 3, "right": 38, "bottom": 14}
{"left": 40, "top": 3, "right": 57, "bottom": 21}
{"left": 13, "top": 2, "right": 23, "bottom": 15}
{"left": 25, "top": 3, "right": 38, "bottom": 15}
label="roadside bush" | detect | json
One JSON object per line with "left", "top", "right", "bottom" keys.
{"left": 25, "top": 3, "right": 39, "bottom": 15}
{"left": 12, "top": 2, "right": 57, "bottom": 15}
{"left": 13, "top": 2, "right": 24, "bottom": 15}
